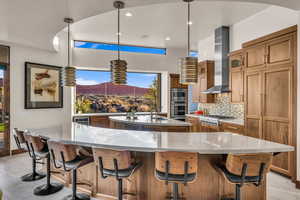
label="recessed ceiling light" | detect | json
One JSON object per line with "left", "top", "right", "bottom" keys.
{"left": 187, "top": 21, "right": 193, "bottom": 25}
{"left": 125, "top": 12, "right": 132, "bottom": 17}
{"left": 165, "top": 37, "right": 171, "bottom": 41}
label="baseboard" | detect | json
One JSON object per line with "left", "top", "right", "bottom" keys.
{"left": 296, "top": 181, "right": 300, "bottom": 189}
{"left": 11, "top": 149, "right": 26, "bottom": 155}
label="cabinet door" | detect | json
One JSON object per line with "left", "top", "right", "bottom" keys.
{"left": 266, "top": 34, "right": 294, "bottom": 67}
{"left": 245, "top": 71, "right": 263, "bottom": 139}
{"left": 230, "top": 70, "right": 244, "bottom": 103}
{"left": 245, "top": 45, "right": 266, "bottom": 70}
{"left": 262, "top": 68, "right": 292, "bottom": 176}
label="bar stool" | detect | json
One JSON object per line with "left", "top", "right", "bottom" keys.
{"left": 216, "top": 153, "right": 273, "bottom": 200}
{"left": 92, "top": 148, "right": 142, "bottom": 200}
{"left": 155, "top": 152, "right": 198, "bottom": 200}
{"left": 27, "top": 135, "right": 64, "bottom": 196}
{"left": 47, "top": 140, "right": 94, "bottom": 200}
{"left": 16, "top": 131, "right": 46, "bottom": 182}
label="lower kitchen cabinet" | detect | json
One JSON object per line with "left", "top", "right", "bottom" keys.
{"left": 221, "top": 122, "right": 244, "bottom": 135}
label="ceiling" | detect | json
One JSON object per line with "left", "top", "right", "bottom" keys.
{"left": 70, "top": 2, "right": 269, "bottom": 50}
{"left": 0, "top": 0, "right": 299, "bottom": 51}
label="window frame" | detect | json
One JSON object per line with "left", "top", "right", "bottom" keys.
{"left": 74, "top": 40, "right": 167, "bottom": 55}
{"left": 75, "top": 69, "right": 162, "bottom": 114}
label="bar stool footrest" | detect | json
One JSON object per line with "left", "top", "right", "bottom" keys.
{"left": 62, "top": 193, "right": 90, "bottom": 200}
{"left": 221, "top": 198, "right": 235, "bottom": 200}
{"left": 33, "top": 182, "right": 64, "bottom": 196}
{"left": 21, "top": 172, "right": 46, "bottom": 182}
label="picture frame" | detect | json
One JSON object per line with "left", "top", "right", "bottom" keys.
{"left": 25, "top": 62, "right": 63, "bottom": 109}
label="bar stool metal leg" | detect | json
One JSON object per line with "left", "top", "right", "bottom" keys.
{"left": 172, "top": 183, "right": 179, "bottom": 200}
{"left": 117, "top": 179, "right": 123, "bottom": 200}
{"left": 21, "top": 156, "right": 46, "bottom": 182}
{"left": 62, "top": 169, "right": 90, "bottom": 200}
{"left": 33, "top": 154, "right": 64, "bottom": 196}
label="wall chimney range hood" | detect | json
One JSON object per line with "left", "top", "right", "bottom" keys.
{"left": 202, "top": 26, "right": 230, "bottom": 94}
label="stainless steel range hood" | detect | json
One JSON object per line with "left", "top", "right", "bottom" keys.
{"left": 202, "top": 26, "right": 230, "bottom": 94}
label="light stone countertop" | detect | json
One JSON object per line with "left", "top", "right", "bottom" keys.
{"left": 186, "top": 114, "right": 244, "bottom": 126}
{"left": 26, "top": 123, "right": 294, "bottom": 154}
{"left": 109, "top": 115, "right": 191, "bottom": 127}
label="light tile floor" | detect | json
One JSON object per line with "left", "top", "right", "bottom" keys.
{"left": 0, "top": 154, "right": 300, "bottom": 200}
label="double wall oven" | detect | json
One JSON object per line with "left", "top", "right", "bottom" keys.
{"left": 170, "top": 88, "right": 188, "bottom": 120}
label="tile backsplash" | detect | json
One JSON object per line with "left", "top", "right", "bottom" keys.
{"left": 197, "top": 93, "right": 244, "bottom": 119}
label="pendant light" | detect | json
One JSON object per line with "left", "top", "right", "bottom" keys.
{"left": 62, "top": 17, "right": 76, "bottom": 87}
{"left": 110, "top": 1, "right": 127, "bottom": 85}
{"left": 179, "top": 0, "right": 198, "bottom": 85}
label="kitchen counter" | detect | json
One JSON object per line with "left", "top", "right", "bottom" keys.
{"left": 109, "top": 115, "right": 191, "bottom": 127}
{"left": 186, "top": 114, "right": 244, "bottom": 126}
{"left": 28, "top": 123, "right": 292, "bottom": 154}
{"left": 26, "top": 123, "right": 293, "bottom": 200}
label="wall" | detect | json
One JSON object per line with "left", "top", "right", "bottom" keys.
{"left": 1, "top": 32, "right": 72, "bottom": 150}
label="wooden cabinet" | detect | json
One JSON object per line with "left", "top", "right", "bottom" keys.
{"left": 170, "top": 74, "right": 188, "bottom": 89}
{"left": 243, "top": 26, "right": 296, "bottom": 178}
{"left": 245, "top": 44, "right": 266, "bottom": 70}
{"left": 266, "top": 34, "right": 294, "bottom": 67}
{"left": 229, "top": 50, "right": 244, "bottom": 103}
{"left": 192, "top": 60, "right": 214, "bottom": 103}
{"left": 186, "top": 116, "right": 200, "bottom": 132}
{"left": 90, "top": 116, "right": 110, "bottom": 128}
{"left": 221, "top": 122, "right": 244, "bottom": 135}
{"left": 245, "top": 71, "right": 263, "bottom": 139}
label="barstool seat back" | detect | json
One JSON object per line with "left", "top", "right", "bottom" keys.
{"left": 226, "top": 153, "right": 273, "bottom": 177}
{"left": 92, "top": 148, "right": 132, "bottom": 170}
{"left": 155, "top": 152, "right": 198, "bottom": 175}
{"left": 14, "top": 128, "right": 26, "bottom": 144}
{"left": 47, "top": 140, "right": 77, "bottom": 163}
{"left": 29, "top": 136, "right": 46, "bottom": 153}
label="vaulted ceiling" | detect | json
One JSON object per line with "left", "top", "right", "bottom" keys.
{"left": 0, "top": 0, "right": 299, "bottom": 51}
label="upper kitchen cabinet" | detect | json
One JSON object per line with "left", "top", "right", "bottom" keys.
{"left": 170, "top": 74, "right": 188, "bottom": 89}
{"left": 229, "top": 49, "right": 244, "bottom": 71}
{"left": 244, "top": 44, "right": 266, "bottom": 71}
{"left": 192, "top": 60, "right": 214, "bottom": 103}
{"left": 229, "top": 50, "right": 244, "bottom": 103}
{"left": 266, "top": 33, "right": 295, "bottom": 67}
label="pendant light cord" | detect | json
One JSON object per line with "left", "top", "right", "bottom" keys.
{"left": 67, "top": 23, "right": 70, "bottom": 67}
{"left": 117, "top": 6, "right": 120, "bottom": 61}
{"left": 187, "top": 1, "right": 191, "bottom": 56}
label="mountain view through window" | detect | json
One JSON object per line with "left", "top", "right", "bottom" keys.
{"left": 75, "top": 70, "right": 161, "bottom": 114}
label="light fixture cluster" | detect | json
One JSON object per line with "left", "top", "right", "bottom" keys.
{"left": 62, "top": 17, "right": 76, "bottom": 87}
{"left": 110, "top": 1, "right": 128, "bottom": 85}
{"left": 179, "top": 0, "right": 198, "bottom": 85}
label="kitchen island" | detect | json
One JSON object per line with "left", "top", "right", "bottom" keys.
{"left": 28, "top": 123, "right": 294, "bottom": 200}
{"left": 109, "top": 115, "right": 191, "bottom": 132}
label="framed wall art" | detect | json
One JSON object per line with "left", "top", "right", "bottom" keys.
{"left": 25, "top": 62, "right": 63, "bottom": 109}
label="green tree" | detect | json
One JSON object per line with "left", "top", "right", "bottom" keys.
{"left": 144, "top": 78, "right": 159, "bottom": 112}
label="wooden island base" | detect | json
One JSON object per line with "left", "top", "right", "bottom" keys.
{"left": 51, "top": 153, "right": 266, "bottom": 200}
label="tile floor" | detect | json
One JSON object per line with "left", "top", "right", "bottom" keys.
{"left": 0, "top": 154, "right": 300, "bottom": 200}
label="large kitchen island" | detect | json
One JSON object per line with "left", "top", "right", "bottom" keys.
{"left": 28, "top": 123, "right": 294, "bottom": 200}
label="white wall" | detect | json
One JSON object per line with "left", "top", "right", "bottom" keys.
{"left": 1, "top": 32, "right": 72, "bottom": 150}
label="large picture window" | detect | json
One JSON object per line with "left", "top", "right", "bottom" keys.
{"left": 75, "top": 70, "right": 161, "bottom": 114}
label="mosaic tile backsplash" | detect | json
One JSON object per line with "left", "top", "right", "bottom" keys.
{"left": 197, "top": 93, "right": 244, "bottom": 119}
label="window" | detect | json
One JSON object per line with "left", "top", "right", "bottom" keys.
{"left": 189, "top": 51, "right": 198, "bottom": 57}
{"left": 74, "top": 40, "right": 167, "bottom": 55}
{"left": 75, "top": 70, "right": 161, "bottom": 114}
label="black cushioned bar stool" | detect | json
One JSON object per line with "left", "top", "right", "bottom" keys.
{"left": 155, "top": 152, "right": 198, "bottom": 200}
{"left": 16, "top": 131, "right": 46, "bottom": 182}
{"left": 27, "top": 135, "right": 64, "bottom": 195}
{"left": 92, "top": 148, "right": 142, "bottom": 200}
{"left": 216, "top": 153, "right": 273, "bottom": 200}
{"left": 47, "top": 140, "right": 94, "bottom": 200}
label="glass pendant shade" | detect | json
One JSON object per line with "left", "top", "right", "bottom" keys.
{"left": 111, "top": 59, "right": 127, "bottom": 85}
{"left": 179, "top": 56, "right": 198, "bottom": 84}
{"left": 62, "top": 66, "right": 76, "bottom": 87}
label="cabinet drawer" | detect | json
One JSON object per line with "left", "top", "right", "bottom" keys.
{"left": 221, "top": 122, "right": 244, "bottom": 134}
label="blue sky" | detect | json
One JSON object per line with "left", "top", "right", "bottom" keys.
{"left": 76, "top": 70, "right": 157, "bottom": 88}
